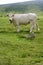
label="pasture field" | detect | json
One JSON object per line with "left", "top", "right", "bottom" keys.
{"left": 0, "top": 15, "right": 43, "bottom": 65}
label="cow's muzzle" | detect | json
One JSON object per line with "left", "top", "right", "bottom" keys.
{"left": 9, "top": 19, "right": 12, "bottom": 23}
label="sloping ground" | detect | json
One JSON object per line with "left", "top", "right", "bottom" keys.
{"left": 0, "top": 1, "right": 43, "bottom": 13}
{"left": 0, "top": 15, "right": 43, "bottom": 65}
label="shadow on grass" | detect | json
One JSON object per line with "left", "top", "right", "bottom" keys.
{"left": 0, "top": 30, "right": 29, "bottom": 34}
{"left": 0, "top": 30, "right": 34, "bottom": 40}
{"left": 34, "top": 31, "right": 40, "bottom": 34}
{"left": 0, "top": 30, "right": 40, "bottom": 40}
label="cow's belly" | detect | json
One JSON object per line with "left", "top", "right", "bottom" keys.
{"left": 15, "top": 16, "right": 30, "bottom": 25}
{"left": 19, "top": 20, "right": 30, "bottom": 25}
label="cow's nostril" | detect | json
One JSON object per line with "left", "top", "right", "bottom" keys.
{"left": 9, "top": 19, "right": 12, "bottom": 23}
{"left": 9, "top": 19, "right": 11, "bottom": 21}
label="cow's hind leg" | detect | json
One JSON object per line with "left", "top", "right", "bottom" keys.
{"left": 33, "top": 18, "right": 40, "bottom": 32}
{"left": 33, "top": 19, "right": 37, "bottom": 32}
{"left": 30, "top": 21, "right": 34, "bottom": 33}
{"left": 33, "top": 23, "right": 37, "bottom": 32}
{"left": 33, "top": 22, "right": 40, "bottom": 32}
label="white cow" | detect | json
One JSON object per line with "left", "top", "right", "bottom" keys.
{"left": 7, "top": 13, "right": 40, "bottom": 32}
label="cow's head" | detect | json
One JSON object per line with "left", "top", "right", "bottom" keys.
{"left": 7, "top": 13, "right": 14, "bottom": 23}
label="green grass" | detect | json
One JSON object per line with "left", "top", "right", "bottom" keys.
{"left": 0, "top": 15, "right": 43, "bottom": 65}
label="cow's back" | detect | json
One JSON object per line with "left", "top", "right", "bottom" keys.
{"left": 14, "top": 14, "right": 30, "bottom": 23}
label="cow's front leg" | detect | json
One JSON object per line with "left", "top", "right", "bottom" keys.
{"left": 16, "top": 25, "right": 20, "bottom": 32}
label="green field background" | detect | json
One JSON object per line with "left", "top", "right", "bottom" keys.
{"left": 0, "top": 1, "right": 43, "bottom": 65}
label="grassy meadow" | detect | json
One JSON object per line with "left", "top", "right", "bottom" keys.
{"left": 0, "top": 13, "right": 43, "bottom": 65}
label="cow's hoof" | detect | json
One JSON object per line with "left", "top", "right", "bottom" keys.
{"left": 29, "top": 32, "right": 35, "bottom": 39}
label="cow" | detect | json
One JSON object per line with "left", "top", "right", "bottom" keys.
{"left": 7, "top": 13, "right": 40, "bottom": 33}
